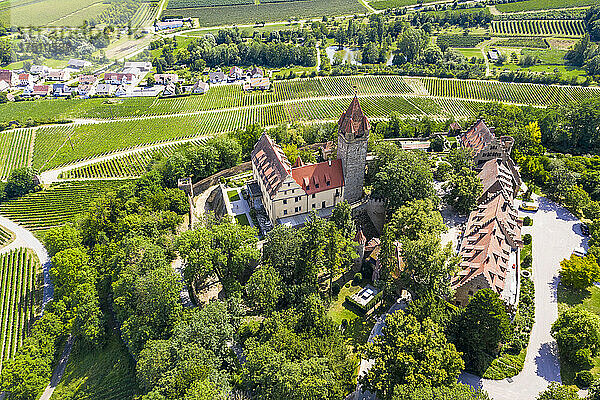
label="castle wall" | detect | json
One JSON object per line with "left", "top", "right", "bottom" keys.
{"left": 338, "top": 133, "right": 368, "bottom": 203}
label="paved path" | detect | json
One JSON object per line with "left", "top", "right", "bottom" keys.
{"left": 39, "top": 335, "right": 73, "bottom": 400}
{"left": 0, "top": 215, "right": 53, "bottom": 310}
{"left": 460, "top": 197, "right": 587, "bottom": 400}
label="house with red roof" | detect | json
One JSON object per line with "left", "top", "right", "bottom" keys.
{"left": 250, "top": 96, "right": 369, "bottom": 226}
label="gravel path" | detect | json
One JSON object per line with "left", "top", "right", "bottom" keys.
{"left": 460, "top": 197, "right": 587, "bottom": 400}
{"left": 0, "top": 215, "right": 53, "bottom": 310}
{"left": 39, "top": 335, "right": 73, "bottom": 400}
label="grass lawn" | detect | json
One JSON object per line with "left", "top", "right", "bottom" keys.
{"left": 557, "top": 283, "right": 600, "bottom": 384}
{"left": 235, "top": 213, "right": 250, "bottom": 226}
{"left": 52, "top": 333, "right": 139, "bottom": 399}
{"left": 227, "top": 190, "right": 240, "bottom": 202}
{"left": 521, "top": 49, "right": 567, "bottom": 65}
{"left": 456, "top": 48, "right": 484, "bottom": 59}
{"left": 327, "top": 281, "right": 374, "bottom": 351}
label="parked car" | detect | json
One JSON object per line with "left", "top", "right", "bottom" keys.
{"left": 520, "top": 201, "right": 538, "bottom": 212}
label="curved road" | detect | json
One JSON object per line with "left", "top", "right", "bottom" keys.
{"left": 0, "top": 215, "right": 53, "bottom": 310}
{"left": 460, "top": 197, "right": 587, "bottom": 400}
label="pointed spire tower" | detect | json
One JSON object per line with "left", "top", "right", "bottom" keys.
{"left": 337, "top": 93, "right": 370, "bottom": 203}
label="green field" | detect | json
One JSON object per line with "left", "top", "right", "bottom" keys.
{"left": 369, "top": 0, "right": 437, "bottom": 10}
{"left": 162, "top": 0, "right": 367, "bottom": 27}
{"left": 492, "top": 20, "right": 586, "bottom": 37}
{"left": 496, "top": 0, "right": 597, "bottom": 13}
{"left": 51, "top": 334, "right": 139, "bottom": 400}
{"left": 0, "top": 180, "right": 128, "bottom": 231}
{"left": 0, "top": 248, "right": 39, "bottom": 370}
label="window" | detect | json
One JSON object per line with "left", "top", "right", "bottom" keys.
{"left": 306, "top": 185, "right": 310, "bottom": 190}
{"left": 335, "top": 189, "right": 339, "bottom": 197}
{"left": 312, "top": 204, "right": 315, "bottom": 209}
{"left": 295, "top": 197, "right": 300, "bottom": 202}
{"left": 326, "top": 181, "right": 330, "bottom": 186}
{"left": 283, "top": 210, "right": 288, "bottom": 215}
{"left": 283, "top": 199, "right": 287, "bottom": 205}
{"left": 315, "top": 183, "right": 319, "bottom": 189}
{"left": 312, "top": 194, "right": 315, "bottom": 199}
{"left": 322, "top": 201, "right": 326, "bottom": 208}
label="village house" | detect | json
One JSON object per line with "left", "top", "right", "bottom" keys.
{"left": 249, "top": 96, "right": 369, "bottom": 226}
{"left": 51, "top": 83, "right": 72, "bottom": 97}
{"left": 0, "top": 81, "right": 9, "bottom": 92}
{"left": 46, "top": 70, "right": 70, "bottom": 82}
{"left": 129, "top": 86, "right": 165, "bottom": 97}
{"left": 115, "top": 85, "right": 130, "bottom": 97}
{"left": 18, "top": 73, "right": 33, "bottom": 86}
{"left": 95, "top": 83, "right": 116, "bottom": 96}
{"left": 154, "top": 73, "right": 179, "bottom": 85}
{"left": 155, "top": 20, "right": 184, "bottom": 30}
{"left": 0, "top": 69, "right": 18, "bottom": 87}
{"left": 104, "top": 72, "right": 135, "bottom": 85}
{"left": 228, "top": 66, "right": 244, "bottom": 82}
{"left": 243, "top": 77, "right": 271, "bottom": 91}
{"left": 30, "top": 65, "right": 49, "bottom": 76}
{"left": 122, "top": 66, "right": 142, "bottom": 78}
{"left": 77, "top": 84, "right": 93, "bottom": 97}
{"left": 246, "top": 66, "right": 264, "bottom": 79}
{"left": 209, "top": 70, "right": 225, "bottom": 84}
{"left": 24, "top": 85, "right": 50, "bottom": 97}
{"left": 78, "top": 75, "right": 98, "bottom": 85}
{"left": 163, "top": 83, "right": 177, "bottom": 96}
{"left": 191, "top": 80, "right": 209, "bottom": 94}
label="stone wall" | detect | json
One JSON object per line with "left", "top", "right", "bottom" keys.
{"left": 338, "top": 133, "right": 368, "bottom": 203}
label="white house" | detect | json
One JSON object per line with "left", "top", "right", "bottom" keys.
{"left": 67, "top": 59, "right": 92, "bottom": 69}
{"left": 46, "top": 70, "right": 71, "bottom": 82}
{"left": 123, "top": 61, "right": 153, "bottom": 72}
{"left": 191, "top": 80, "right": 209, "bottom": 94}
{"left": 95, "top": 83, "right": 116, "bottom": 96}
{"left": 30, "top": 65, "right": 49, "bottom": 76}
{"left": 0, "top": 70, "right": 18, "bottom": 87}
{"left": 154, "top": 73, "right": 178, "bottom": 85}
{"left": 18, "top": 73, "right": 33, "bottom": 86}
{"left": 209, "top": 70, "right": 225, "bottom": 84}
{"left": 0, "top": 81, "right": 9, "bottom": 92}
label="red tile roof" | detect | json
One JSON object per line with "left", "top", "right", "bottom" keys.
{"left": 460, "top": 119, "right": 494, "bottom": 157}
{"left": 338, "top": 95, "right": 370, "bottom": 135}
{"left": 291, "top": 159, "right": 344, "bottom": 195}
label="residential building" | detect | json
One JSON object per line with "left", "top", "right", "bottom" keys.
{"left": 124, "top": 61, "right": 153, "bottom": 72}
{"left": 0, "top": 69, "right": 18, "bottom": 87}
{"left": 243, "top": 77, "right": 271, "bottom": 91}
{"left": 249, "top": 96, "right": 369, "bottom": 226}
{"left": 46, "top": 70, "right": 70, "bottom": 82}
{"left": 27, "top": 85, "right": 50, "bottom": 97}
{"left": 209, "top": 70, "right": 225, "bottom": 84}
{"left": 52, "top": 83, "right": 72, "bottom": 97}
{"left": 18, "top": 73, "right": 33, "bottom": 86}
{"left": 154, "top": 73, "right": 179, "bottom": 85}
{"left": 104, "top": 72, "right": 135, "bottom": 85}
{"left": 77, "top": 84, "right": 93, "bottom": 96}
{"left": 122, "top": 67, "right": 142, "bottom": 78}
{"left": 246, "top": 66, "right": 264, "bottom": 78}
{"left": 129, "top": 86, "right": 164, "bottom": 97}
{"left": 163, "top": 83, "right": 177, "bottom": 96}
{"left": 67, "top": 59, "right": 92, "bottom": 69}
{"left": 78, "top": 75, "right": 98, "bottom": 85}
{"left": 95, "top": 83, "right": 116, "bottom": 96}
{"left": 30, "top": 65, "right": 49, "bottom": 76}
{"left": 191, "top": 80, "right": 209, "bottom": 94}
{"left": 0, "top": 81, "right": 9, "bottom": 92}
{"left": 228, "top": 66, "right": 244, "bottom": 82}
{"left": 115, "top": 85, "right": 130, "bottom": 97}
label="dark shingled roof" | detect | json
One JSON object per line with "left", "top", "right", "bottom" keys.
{"left": 251, "top": 134, "right": 292, "bottom": 198}
{"left": 338, "top": 95, "right": 370, "bottom": 136}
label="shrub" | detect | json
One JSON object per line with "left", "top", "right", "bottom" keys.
{"left": 523, "top": 234, "right": 532, "bottom": 245}
{"left": 331, "top": 282, "right": 341, "bottom": 296}
{"left": 574, "top": 348, "right": 594, "bottom": 369}
{"left": 523, "top": 216, "right": 533, "bottom": 226}
{"left": 576, "top": 370, "right": 594, "bottom": 387}
{"left": 521, "top": 254, "right": 532, "bottom": 269}
{"left": 353, "top": 273, "right": 362, "bottom": 284}
{"left": 505, "top": 339, "right": 523, "bottom": 355}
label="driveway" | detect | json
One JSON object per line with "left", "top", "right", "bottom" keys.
{"left": 460, "top": 197, "right": 587, "bottom": 399}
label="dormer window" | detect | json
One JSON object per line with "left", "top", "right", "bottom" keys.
{"left": 315, "top": 183, "right": 319, "bottom": 189}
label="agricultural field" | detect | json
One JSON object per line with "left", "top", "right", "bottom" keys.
{"left": 492, "top": 20, "right": 586, "bottom": 37}
{"left": 368, "top": 0, "right": 437, "bottom": 10}
{"left": 130, "top": 1, "right": 157, "bottom": 27}
{"left": 495, "top": 0, "right": 598, "bottom": 13}
{"left": 0, "top": 128, "right": 34, "bottom": 181}
{"left": 494, "top": 37, "right": 549, "bottom": 49}
{"left": 0, "top": 180, "right": 129, "bottom": 231}
{"left": 0, "top": 0, "right": 107, "bottom": 26}
{"left": 60, "top": 138, "right": 207, "bottom": 179}
{"left": 436, "top": 35, "right": 490, "bottom": 48}
{"left": 0, "top": 248, "right": 39, "bottom": 370}
{"left": 166, "top": 0, "right": 253, "bottom": 8}
{"left": 0, "top": 225, "right": 15, "bottom": 249}
{"left": 162, "top": 0, "right": 367, "bottom": 27}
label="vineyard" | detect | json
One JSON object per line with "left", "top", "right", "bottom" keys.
{"left": 436, "top": 35, "right": 490, "bottom": 48}
{"left": 0, "top": 248, "right": 39, "bottom": 370}
{"left": 0, "top": 181, "right": 129, "bottom": 231}
{"left": 0, "top": 225, "right": 14, "bottom": 249}
{"left": 492, "top": 20, "right": 586, "bottom": 36}
{"left": 0, "top": 128, "right": 34, "bottom": 181}
{"left": 166, "top": 0, "right": 253, "bottom": 8}
{"left": 494, "top": 37, "right": 549, "bottom": 49}
{"left": 130, "top": 1, "right": 157, "bottom": 27}
{"left": 60, "top": 138, "right": 207, "bottom": 179}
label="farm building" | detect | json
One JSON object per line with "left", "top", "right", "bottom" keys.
{"left": 124, "top": 62, "right": 153, "bottom": 72}
{"left": 30, "top": 65, "right": 49, "bottom": 76}
{"left": 67, "top": 59, "right": 92, "bottom": 69}
{"left": 0, "top": 69, "right": 18, "bottom": 87}
{"left": 155, "top": 20, "right": 183, "bottom": 30}
{"left": 243, "top": 77, "right": 271, "bottom": 91}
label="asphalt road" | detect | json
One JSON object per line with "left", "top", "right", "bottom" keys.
{"left": 460, "top": 197, "right": 587, "bottom": 400}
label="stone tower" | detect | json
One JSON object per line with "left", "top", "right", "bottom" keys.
{"left": 337, "top": 95, "right": 370, "bottom": 203}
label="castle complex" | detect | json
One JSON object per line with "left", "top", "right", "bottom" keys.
{"left": 250, "top": 96, "right": 369, "bottom": 226}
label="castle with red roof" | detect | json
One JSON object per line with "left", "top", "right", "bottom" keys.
{"left": 250, "top": 96, "right": 369, "bottom": 225}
